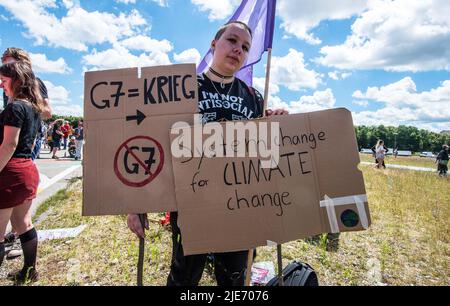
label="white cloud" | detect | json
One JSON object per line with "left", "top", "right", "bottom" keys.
{"left": 0, "top": 0, "right": 147, "bottom": 51}
{"left": 116, "top": 0, "right": 169, "bottom": 7}
{"left": 352, "top": 77, "right": 450, "bottom": 131}
{"left": 120, "top": 35, "right": 173, "bottom": 53}
{"left": 42, "top": 79, "right": 83, "bottom": 116}
{"left": 190, "top": 0, "right": 241, "bottom": 21}
{"left": 253, "top": 77, "right": 280, "bottom": 95}
{"left": 173, "top": 48, "right": 201, "bottom": 65}
{"left": 328, "top": 71, "right": 339, "bottom": 80}
{"left": 62, "top": 0, "right": 74, "bottom": 9}
{"left": 277, "top": 0, "right": 367, "bottom": 44}
{"left": 261, "top": 89, "right": 337, "bottom": 114}
{"left": 30, "top": 53, "right": 72, "bottom": 74}
{"left": 151, "top": 0, "right": 169, "bottom": 6}
{"left": 43, "top": 80, "right": 70, "bottom": 104}
{"left": 52, "top": 104, "right": 83, "bottom": 116}
{"left": 328, "top": 71, "right": 352, "bottom": 80}
{"left": 271, "top": 49, "right": 322, "bottom": 91}
{"left": 82, "top": 44, "right": 171, "bottom": 71}
{"left": 352, "top": 100, "right": 369, "bottom": 107}
{"left": 288, "top": 89, "right": 336, "bottom": 113}
{"left": 316, "top": 0, "right": 450, "bottom": 72}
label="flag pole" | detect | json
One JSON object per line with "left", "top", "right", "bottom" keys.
{"left": 245, "top": 47, "right": 274, "bottom": 286}
{"left": 262, "top": 48, "right": 273, "bottom": 115}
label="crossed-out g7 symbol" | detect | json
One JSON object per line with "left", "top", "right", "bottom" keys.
{"left": 124, "top": 146, "right": 156, "bottom": 175}
{"left": 114, "top": 136, "right": 164, "bottom": 188}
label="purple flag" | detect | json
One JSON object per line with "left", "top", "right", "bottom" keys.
{"left": 197, "top": 0, "right": 276, "bottom": 86}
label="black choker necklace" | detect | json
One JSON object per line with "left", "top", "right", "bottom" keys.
{"left": 209, "top": 67, "right": 233, "bottom": 88}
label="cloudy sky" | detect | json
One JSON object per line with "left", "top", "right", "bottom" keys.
{"left": 0, "top": 0, "right": 448, "bottom": 132}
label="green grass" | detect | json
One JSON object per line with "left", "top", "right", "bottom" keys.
{"left": 1, "top": 167, "right": 449, "bottom": 286}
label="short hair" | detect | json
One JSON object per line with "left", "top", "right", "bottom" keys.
{"left": 1, "top": 47, "right": 32, "bottom": 66}
{"left": 214, "top": 21, "right": 252, "bottom": 40}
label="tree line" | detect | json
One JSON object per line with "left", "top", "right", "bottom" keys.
{"left": 355, "top": 125, "right": 449, "bottom": 153}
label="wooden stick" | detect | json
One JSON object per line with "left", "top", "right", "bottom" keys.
{"left": 137, "top": 214, "right": 146, "bottom": 286}
{"left": 262, "top": 48, "right": 273, "bottom": 115}
{"left": 277, "top": 244, "right": 284, "bottom": 286}
{"left": 244, "top": 249, "right": 254, "bottom": 286}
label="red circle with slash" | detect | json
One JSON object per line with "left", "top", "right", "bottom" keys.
{"left": 113, "top": 136, "right": 164, "bottom": 187}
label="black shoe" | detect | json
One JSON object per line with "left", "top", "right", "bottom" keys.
{"left": 4, "top": 232, "right": 17, "bottom": 247}
{"left": 7, "top": 267, "right": 39, "bottom": 285}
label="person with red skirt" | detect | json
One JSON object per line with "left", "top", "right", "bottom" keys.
{"left": 0, "top": 61, "right": 44, "bottom": 284}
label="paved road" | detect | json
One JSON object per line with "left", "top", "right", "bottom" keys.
{"left": 360, "top": 161, "right": 436, "bottom": 172}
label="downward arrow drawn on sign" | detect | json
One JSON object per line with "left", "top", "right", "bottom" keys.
{"left": 126, "top": 109, "right": 146, "bottom": 125}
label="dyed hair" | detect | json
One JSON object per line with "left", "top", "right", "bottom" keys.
{"left": 0, "top": 61, "right": 43, "bottom": 113}
{"left": 1, "top": 47, "right": 32, "bottom": 66}
{"left": 214, "top": 21, "right": 253, "bottom": 40}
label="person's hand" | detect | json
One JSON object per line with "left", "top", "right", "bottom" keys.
{"left": 265, "top": 108, "right": 289, "bottom": 116}
{"left": 127, "top": 213, "right": 149, "bottom": 239}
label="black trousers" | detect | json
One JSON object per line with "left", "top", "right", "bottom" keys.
{"left": 167, "top": 212, "right": 248, "bottom": 286}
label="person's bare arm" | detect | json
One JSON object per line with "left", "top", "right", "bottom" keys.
{"left": 41, "top": 98, "right": 52, "bottom": 120}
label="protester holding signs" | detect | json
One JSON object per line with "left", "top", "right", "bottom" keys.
{"left": 0, "top": 61, "right": 43, "bottom": 284}
{"left": 127, "top": 21, "right": 287, "bottom": 286}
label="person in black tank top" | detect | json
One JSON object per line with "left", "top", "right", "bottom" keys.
{"left": 0, "top": 61, "right": 44, "bottom": 284}
{"left": 127, "top": 21, "right": 288, "bottom": 286}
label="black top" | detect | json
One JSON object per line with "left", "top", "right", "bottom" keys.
{"left": 3, "top": 77, "right": 48, "bottom": 109}
{"left": 52, "top": 124, "right": 63, "bottom": 141}
{"left": 437, "top": 149, "right": 449, "bottom": 161}
{"left": 0, "top": 100, "right": 41, "bottom": 158}
{"left": 197, "top": 73, "right": 264, "bottom": 123}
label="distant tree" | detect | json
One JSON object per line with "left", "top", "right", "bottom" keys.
{"left": 354, "top": 125, "right": 450, "bottom": 153}
{"left": 45, "top": 115, "right": 84, "bottom": 128}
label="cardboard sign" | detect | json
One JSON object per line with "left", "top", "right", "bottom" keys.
{"left": 170, "top": 108, "right": 371, "bottom": 255}
{"left": 83, "top": 64, "right": 198, "bottom": 216}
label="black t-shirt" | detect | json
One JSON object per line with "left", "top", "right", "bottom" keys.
{"left": 197, "top": 73, "right": 264, "bottom": 123}
{"left": 0, "top": 100, "right": 41, "bottom": 158}
{"left": 52, "top": 125, "right": 62, "bottom": 141}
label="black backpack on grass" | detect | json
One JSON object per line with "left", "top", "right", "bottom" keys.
{"left": 266, "top": 260, "right": 319, "bottom": 286}
{"left": 265, "top": 244, "right": 319, "bottom": 286}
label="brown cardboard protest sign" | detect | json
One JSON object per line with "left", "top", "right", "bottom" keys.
{"left": 83, "top": 64, "right": 198, "bottom": 216}
{"left": 170, "top": 108, "right": 370, "bottom": 255}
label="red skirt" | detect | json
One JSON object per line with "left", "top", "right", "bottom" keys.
{"left": 0, "top": 158, "right": 39, "bottom": 209}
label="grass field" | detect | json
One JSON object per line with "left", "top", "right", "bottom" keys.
{"left": 359, "top": 153, "right": 437, "bottom": 169}
{"left": 1, "top": 166, "right": 449, "bottom": 286}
